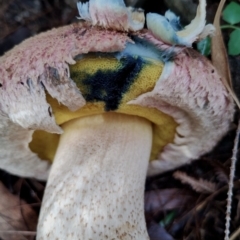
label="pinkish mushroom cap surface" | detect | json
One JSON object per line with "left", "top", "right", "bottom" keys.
{"left": 0, "top": 0, "right": 235, "bottom": 239}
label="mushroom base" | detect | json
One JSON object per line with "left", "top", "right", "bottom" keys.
{"left": 37, "top": 113, "right": 152, "bottom": 240}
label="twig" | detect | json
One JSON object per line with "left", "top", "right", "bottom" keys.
{"left": 0, "top": 230, "right": 36, "bottom": 236}
{"left": 230, "top": 226, "right": 240, "bottom": 240}
{"left": 225, "top": 119, "right": 240, "bottom": 240}
{"left": 173, "top": 171, "right": 216, "bottom": 194}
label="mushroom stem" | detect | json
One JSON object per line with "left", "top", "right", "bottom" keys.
{"left": 37, "top": 113, "right": 152, "bottom": 240}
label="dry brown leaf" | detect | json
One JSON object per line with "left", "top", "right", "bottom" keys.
{"left": 148, "top": 222, "right": 174, "bottom": 240}
{"left": 211, "top": 0, "right": 240, "bottom": 108}
{"left": 230, "top": 226, "right": 240, "bottom": 240}
{"left": 173, "top": 171, "right": 216, "bottom": 194}
{"left": 0, "top": 181, "right": 37, "bottom": 240}
{"left": 145, "top": 188, "right": 195, "bottom": 213}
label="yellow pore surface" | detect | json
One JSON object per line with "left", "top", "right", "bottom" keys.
{"left": 29, "top": 56, "right": 177, "bottom": 162}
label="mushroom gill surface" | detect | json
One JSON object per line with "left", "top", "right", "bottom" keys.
{"left": 29, "top": 52, "right": 177, "bottom": 163}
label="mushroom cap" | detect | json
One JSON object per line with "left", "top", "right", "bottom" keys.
{"left": 0, "top": 22, "right": 132, "bottom": 179}
{"left": 0, "top": 0, "right": 235, "bottom": 179}
{"left": 77, "top": 0, "right": 145, "bottom": 31}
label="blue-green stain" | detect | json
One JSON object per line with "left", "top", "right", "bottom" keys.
{"left": 71, "top": 55, "right": 145, "bottom": 111}
{"left": 128, "top": 36, "right": 175, "bottom": 62}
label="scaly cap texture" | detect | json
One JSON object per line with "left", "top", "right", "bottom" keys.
{"left": 0, "top": 22, "right": 131, "bottom": 179}
{"left": 146, "top": 0, "right": 214, "bottom": 46}
{"left": 0, "top": 0, "right": 235, "bottom": 179}
{"left": 128, "top": 38, "right": 234, "bottom": 174}
{"left": 77, "top": 0, "right": 145, "bottom": 31}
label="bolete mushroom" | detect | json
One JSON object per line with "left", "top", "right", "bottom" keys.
{"left": 0, "top": 0, "right": 234, "bottom": 239}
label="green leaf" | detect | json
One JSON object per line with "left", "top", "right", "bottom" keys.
{"left": 222, "top": 2, "right": 240, "bottom": 25}
{"left": 228, "top": 29, "right": 240, "bottom": 55}
{"left": 197, "top": 37, "right": 211, "bottom": 56}
{"left": 159, "top": 211, "right": 176, "bottom": 227}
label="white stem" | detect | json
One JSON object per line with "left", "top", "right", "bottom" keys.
{"left": 37, "top": 113, "right": 152, "bottom": 240}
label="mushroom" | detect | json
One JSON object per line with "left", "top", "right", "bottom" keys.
{"left": 0, "top": 0, "right": 234, "bottom": 239}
